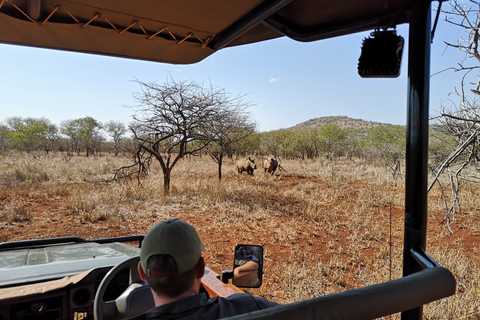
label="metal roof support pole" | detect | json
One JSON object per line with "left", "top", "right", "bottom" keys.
{"left": 209, "top": 0, "right": 294, "bottom": 50}
{"left": 402, "top": 1, "right": 432, "bottom": 320}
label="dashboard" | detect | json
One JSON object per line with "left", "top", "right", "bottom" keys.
{"left": 0, "top": 237, "right": 146, "bottom": 320}
{"left": 0, "top": 266, "right": 131, "bottom": 320}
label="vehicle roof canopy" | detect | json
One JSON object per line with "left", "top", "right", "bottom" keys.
{"left": 0, "top": 0, "right": 412, "bottom": 64}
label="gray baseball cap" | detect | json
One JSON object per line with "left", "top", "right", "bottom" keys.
{"left": 140, "top": 218, "right": 204, "bottom": 275}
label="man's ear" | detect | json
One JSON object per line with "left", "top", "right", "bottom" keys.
{"left": 197, "top": 257, "right": 205, "bottom": 278}
{"left": 138, "top": 261, "right": 147, "bottom": 282}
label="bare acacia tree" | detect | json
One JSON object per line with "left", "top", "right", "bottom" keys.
{"left": 441, "top": 0, "right": 480, "bottom": 75}
{"left": 105, "top": 120, "right": 127, "bottom": 156}
{"left": 429, "top": 78, "right": 480, "bottom": 232}
{"left": 429, "top": 1, "right": 480, "bottom": 232}
{"left": 129, "top": 77, "right": 252, "bottom": 194}
{"left": 206, "top": 109, "right": 256, "bottom": 180}
{"left": 96, "top": 146, "right": 152, "bottom": 187}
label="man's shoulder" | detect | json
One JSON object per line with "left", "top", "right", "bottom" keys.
{"left": 125, "top": 293, "right": 279, "bottom": 320}
{"left": 221, "top": 293, "right": 280, "bottom": 309}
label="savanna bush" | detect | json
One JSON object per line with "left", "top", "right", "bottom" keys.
{"left": 0, "top": 199, "right": 31, "bottom": 223}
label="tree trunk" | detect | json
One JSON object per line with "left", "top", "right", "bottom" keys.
{"left": 163, "top": 169, "right": 171, "bottom": 196}
{"left": 218, "top": 155, "right": 223, "bottom": 180}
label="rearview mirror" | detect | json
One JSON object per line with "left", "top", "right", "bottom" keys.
{"left": 232, "top": 244, "right": 263, "bottom": 288}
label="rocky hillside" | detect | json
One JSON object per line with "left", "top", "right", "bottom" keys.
{"left": 289, "top": 115, "right": 387, "bottom": 131}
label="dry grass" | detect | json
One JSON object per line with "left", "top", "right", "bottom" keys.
{"left": 0, "top": 152, "right": 479, "bottom": 318}
{"left": 0, "top": 198, "right": 31, "bottom": 223}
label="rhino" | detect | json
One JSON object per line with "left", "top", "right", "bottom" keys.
{"left": 263, "top": 156, "right": 278, "bottom": 175}
{"left": 236, "top": 157, "right": 257, "bottom": 175}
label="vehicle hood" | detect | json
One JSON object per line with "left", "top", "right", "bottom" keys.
{"left": 0, "top": 242, "right": 140, "bottom": 288}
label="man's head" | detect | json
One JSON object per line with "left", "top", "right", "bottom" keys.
{"left": 140, "top": 218, "right": 204, "bottom": 275}
{"left": 138, "top": 218, "right": 205, "bottom": 299}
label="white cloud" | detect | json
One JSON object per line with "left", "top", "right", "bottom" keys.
{"left": 269, "top": 77, "right": 280, "bottom": 82}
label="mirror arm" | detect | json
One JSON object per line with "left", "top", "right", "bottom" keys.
{"left": 222, "top": 270, "right": 233, "bottom": 284}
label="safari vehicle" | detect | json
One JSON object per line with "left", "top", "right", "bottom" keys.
{"left": 0, "top": 0, "right": 456, "bottom": 319}
{"left": 0, "top": 237, "right": 259, "bottom": 320}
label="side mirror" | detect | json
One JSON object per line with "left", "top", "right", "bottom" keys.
{"left": 232, "top": 244, "right": 263, "bottom": 288}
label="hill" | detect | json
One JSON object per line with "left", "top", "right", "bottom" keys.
{"left": 288, "top": 116, "right": 388, "bottom": 131}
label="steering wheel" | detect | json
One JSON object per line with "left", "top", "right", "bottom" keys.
{"left": 94, "top": 256, "right": 155, "bottom": 320}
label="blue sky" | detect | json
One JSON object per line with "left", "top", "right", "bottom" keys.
{"left": 0, "top": 10, "right": 473, "bottom": 132}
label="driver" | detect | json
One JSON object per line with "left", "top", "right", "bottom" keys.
{"left": 128, "top": 218, "right": 279, "bottom": 319}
